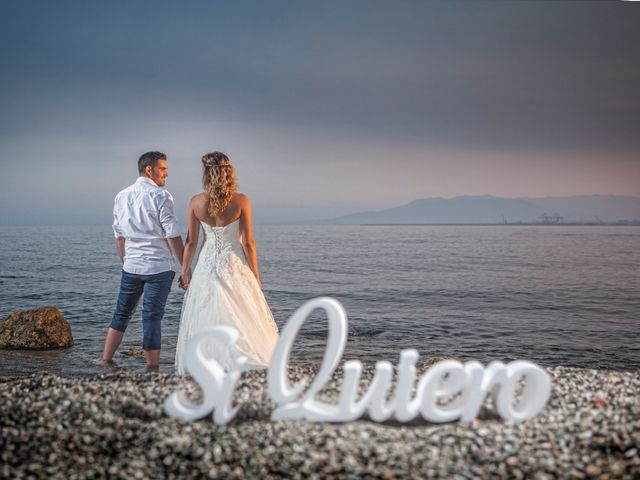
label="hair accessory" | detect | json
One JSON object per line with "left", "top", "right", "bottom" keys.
{"left": 202, "top": 159, "right": 229, "bottom": 168}
{"left": 202, "top": 152, "right": 231, "bottom": 168}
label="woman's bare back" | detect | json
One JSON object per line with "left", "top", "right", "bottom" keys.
{"left": 191, "top": 192, "right": 245, "bottom": 227}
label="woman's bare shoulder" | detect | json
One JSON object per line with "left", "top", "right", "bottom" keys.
{"left": 233, "top": 192, "right": 250, "bottom": 204}
{"left": 190, "top": 192, "right": 208, "bottom": 205}
{"left": 188, "top": 193, "right": 209, "bottom": 215}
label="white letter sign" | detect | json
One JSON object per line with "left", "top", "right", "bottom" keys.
{"left": 164, "top": 297, "right": 551, "bottom": 425}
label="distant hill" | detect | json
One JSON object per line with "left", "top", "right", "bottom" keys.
{"left": 323, "top": 195, "right": 640, "bottom": 225}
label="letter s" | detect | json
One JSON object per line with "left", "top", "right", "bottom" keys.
{"left": 164, "top": 326, "right": 246, "bottom": 424}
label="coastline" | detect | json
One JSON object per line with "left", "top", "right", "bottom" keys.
{"left": 1, "top": 363, "right": 638, "bottom": 478}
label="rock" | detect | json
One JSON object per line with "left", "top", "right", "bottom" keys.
{"left": 624, "top": 447, "right": 637, "bottom": 459}
{"left": 120, "top": 348, "right": 146, "bottom": 359}
{"left": 419, "top": 355, "right": 459, "bottom": 370}
{"left": 0, "top": 306, "right": 73, "bottom": 349}
{"left": 592, "top": 394, "right": 608, "bottom": 408}
{"left": 569, "top": 467, "right": 585, "bottom": 479}
{"left": 584, "top": 465, "right": 601, "bottom": 476}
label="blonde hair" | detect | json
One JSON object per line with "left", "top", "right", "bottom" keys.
{"left": 201, "top": 152, "right": 238, "bottom": 215}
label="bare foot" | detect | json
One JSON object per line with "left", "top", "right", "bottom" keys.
{"left": 101, "top": 358, "right": 121, "bottom": 373}
{"left": 146, "top": 364, "right": 160, "bottom": 374}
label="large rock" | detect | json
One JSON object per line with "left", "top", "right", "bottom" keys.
{"left": 0, "top": 306, "right": 74, "bottom": 349}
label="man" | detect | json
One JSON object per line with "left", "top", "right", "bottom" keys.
{"left": 102, "top": 151, "right": 184, "bottom": 370}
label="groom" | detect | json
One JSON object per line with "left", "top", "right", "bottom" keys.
{"left": 102, "top": 151, "right": 184, "bottom": 370}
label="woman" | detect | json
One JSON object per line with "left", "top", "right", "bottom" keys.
{"left": 174, "top": 151, "right": 279, "bottom": 374}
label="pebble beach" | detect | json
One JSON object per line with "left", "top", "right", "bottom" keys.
{"left": 1, "top": 361, "right": 638, "bottom": 479}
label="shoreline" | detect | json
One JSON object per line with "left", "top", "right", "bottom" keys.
{"left": 357, "top": 223, "right": 640, "bottom": 227}
{"left": 1, "top": 349, "right": 639, "bottom": 380}
{"left": 1, "top": 362, "right": 638, "bottom": 478}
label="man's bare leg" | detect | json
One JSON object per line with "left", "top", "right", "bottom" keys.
{"left": 102, "top": 327, "right": 125, "bottom": 362}
{"left": 144, "top": 349, "right": 160, "bottom": 370}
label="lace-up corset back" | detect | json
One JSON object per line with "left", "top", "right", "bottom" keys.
{"left": 201, "top": 218, "right": 243, "bottom": 256}
{"left": 194, "top": 219, "right": 245, "bottom": 277}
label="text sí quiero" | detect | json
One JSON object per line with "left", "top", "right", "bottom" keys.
{"left": 164, "top": 297, "right": 551, "bottom": 425}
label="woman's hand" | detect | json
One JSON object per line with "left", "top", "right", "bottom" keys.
{"left": 179, "top": 267, "right": 192, "bottom": 290}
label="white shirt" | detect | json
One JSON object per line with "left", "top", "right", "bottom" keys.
{"left": 112, "top": 176, "right": 181, "bottom": 275}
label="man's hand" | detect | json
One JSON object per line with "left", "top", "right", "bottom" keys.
{"left": 179, "top": 267, "right": 192, "bottom": 290}
{"left": 115, "top": 237, "right": 126, "bottom": 265}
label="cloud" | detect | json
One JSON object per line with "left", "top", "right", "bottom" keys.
{"left": 1, "top": 1, "right": 639, "bottom": 224}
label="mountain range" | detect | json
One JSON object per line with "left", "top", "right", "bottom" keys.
{"left": 323, "top": 195, "right": 640, "bottom": 225}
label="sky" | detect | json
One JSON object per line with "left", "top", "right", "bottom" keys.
{"left": 1, "top": 1, "right": 639, "bottom": 225}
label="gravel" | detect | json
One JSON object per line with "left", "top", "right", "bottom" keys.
{"left": 1, "top": 362, "right": 638, "bottom": 479}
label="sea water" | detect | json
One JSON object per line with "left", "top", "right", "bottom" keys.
{"left": 0, "top": 225, "right": 638, "bottom": 376}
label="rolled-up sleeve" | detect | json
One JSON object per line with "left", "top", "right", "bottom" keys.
{"left": 156, "top": 191, "right": 180, "bottom": 238}
{"left": 112, "top": 194, "right": 125, "bottom": 238}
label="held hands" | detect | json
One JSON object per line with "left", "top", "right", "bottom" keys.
{"left": 179, "top": 267, "right": 192, "bottom": 290}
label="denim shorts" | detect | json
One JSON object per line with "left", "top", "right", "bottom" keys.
{"left": 110, "top": 269, "right": 175, "bottom": 350}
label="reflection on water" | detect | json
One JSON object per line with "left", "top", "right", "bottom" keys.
{"left": 0, "top": 348, "right": 73, "bottom": 377}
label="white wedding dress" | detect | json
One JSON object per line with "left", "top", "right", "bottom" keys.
{"left": 174, "top": 219, "right": 279, "bottom": 375}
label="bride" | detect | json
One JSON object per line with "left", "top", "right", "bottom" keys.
{"left": 174, "top": 151, "right": 279, "bottom": 374}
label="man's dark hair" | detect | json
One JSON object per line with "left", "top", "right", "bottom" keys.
{"left": 138, "top": 151, "right": 167, "bottom": 174}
